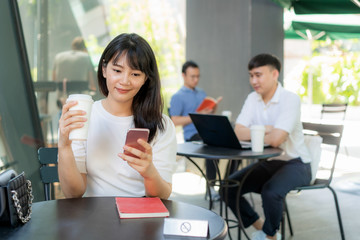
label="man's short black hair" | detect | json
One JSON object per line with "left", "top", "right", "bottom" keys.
{"left": 248, "top": 53, "right": 281, "bottom": 73}
{"left": 182, "top": 60, "right": 199, "bottom": 74}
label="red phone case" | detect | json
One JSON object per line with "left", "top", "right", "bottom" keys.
{"left": 124, "top": 128, "right": 149, "bottom": 158}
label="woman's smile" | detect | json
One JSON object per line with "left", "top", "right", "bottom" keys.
{"left": 116, "top": 87, "right": 131, "bottom": 94}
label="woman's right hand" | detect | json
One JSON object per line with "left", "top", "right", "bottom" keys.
{"left": 58, "top": 100, "right": 87, "bottom": 148}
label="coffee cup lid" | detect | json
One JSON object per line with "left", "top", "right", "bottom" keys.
{"left": 66, "top": 94, "right": 93, "bottom": 102}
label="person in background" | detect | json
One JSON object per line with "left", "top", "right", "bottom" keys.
{"left": 57, "top": 33, "right": 177, "bottom": 199}
{"left": 53, "top": 36, "right": 97, "bottom": 107}
{"left": 224, "top": 53, "right": 311, "bottom": 240}
{"left": 169, "top": 60, "right": 222, "bottom": 200}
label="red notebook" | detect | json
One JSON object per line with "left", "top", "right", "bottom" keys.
{"left": 115, "top": 197, "right": 169, "bottom": 219}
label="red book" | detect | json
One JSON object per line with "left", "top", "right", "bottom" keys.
{"left": 115, "top": 197, "right": 169, "bottom": 219}
{"left": 196, "top": 96, "right": 222, "bottom": 112}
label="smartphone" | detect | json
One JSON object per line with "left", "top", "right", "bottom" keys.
{"left": 124, "top": 128, "right": 150, "bottom": 158}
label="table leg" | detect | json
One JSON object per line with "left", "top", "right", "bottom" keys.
{"left": 184, "top": 156, "right": 241, "bottom": 240}
{"left": 206, "top": 158, "right": 241, "bottom": 240}
{"left": 235, "top": 160, "right": 262, "bottom": 240}
{"left": 220, "top": 178, "right": 241, "bottom": 240}
{"left": 184, "top": 156, "right": 260, "bottom": 240}
{"left": 212, "top": 159, "right": 222, "bottom": 212}
{"left": 212, "top": 159, "right": 242, "bottom": 240}
{"left": 184, "top": 156, "right": 213, "bottom": 210}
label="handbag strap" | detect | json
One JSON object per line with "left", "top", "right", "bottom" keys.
{"left": 10, "top": 180, "right": 34, "bottom": 224}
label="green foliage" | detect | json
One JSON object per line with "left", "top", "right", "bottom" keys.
{"left": 85, "top": 0, "right": 184, "bottom": 113}
{"left": 88, "top": 0, "right": 184, "bottom": 85}
{"left": 298, "top": 40, "right": 360, "bottom": 106}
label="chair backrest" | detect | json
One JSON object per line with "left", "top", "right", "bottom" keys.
{"left": 60, "top": 80, "right": 89, "bottom": 93}
{"left": 38, "top": 147, "right": 59, "bottom": 200}
{"left": 303, "top": 134, "right": 322, "bottom": 184}
{"left": 302, "top": 122, "right": 344, "bottom": 185}
{"left": 321, "top": 103, "right": 348, "bottom": 120}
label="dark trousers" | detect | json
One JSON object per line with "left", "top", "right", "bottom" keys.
{"left": 188, "top": 134, "right": 217, "bottom": 181}
{"left": 225, "top": 158, "right": 311, "bottom": 236}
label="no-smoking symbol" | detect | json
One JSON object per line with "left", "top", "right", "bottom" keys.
{"left": 180, "top": 222, "right": 191, "bottom": 233}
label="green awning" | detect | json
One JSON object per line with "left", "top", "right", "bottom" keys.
{"left": 285, "top": 28, "right": 326, "bottom": 40}
{"left": 286, "top": 21, "right": 360, "bottom": 40}
{"left": 272, "top": 0, "right": 360, "bottom": 14}
{"left": 292, "top": 21, "right": 360, "bottom": 34}
{"left": 278, "top": 0, "right": 360, "bottom": 40}
{"left": 285, "top": 28, "right": 360, "bottom": 40}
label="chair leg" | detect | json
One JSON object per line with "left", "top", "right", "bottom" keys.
{"left": 281, "top": 199, "right": 294, "bottom": 240}
{"left": 284, "top": 199, "right": 293, "bottom": 236}
{"left": 281, "top": 210, "right": 285, "bottom": 240}
{"left": 328, "top": 186, "right": 345, "bottom": 240}
{"left": 44, "top": 183, "right": 50, "bottom": 201}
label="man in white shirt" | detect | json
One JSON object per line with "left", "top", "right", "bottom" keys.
{"left": 225, "top": 54, "right": 312, "bottom": 240}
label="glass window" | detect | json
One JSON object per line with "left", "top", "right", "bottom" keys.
{"left": 0, "top": 117, "right": 15, "bottom": 171}
{"left": 17, "top": 0, "right": 185, "bottom": 146}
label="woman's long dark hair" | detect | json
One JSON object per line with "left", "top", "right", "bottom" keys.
{"left": 97, "top": 33, "right": 164, "bottom": 142}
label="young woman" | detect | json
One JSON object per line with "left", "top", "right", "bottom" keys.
{"left": 58, "top": 33, "right": 177, "bottom": 199}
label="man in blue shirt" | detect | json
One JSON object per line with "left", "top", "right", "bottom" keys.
{"left": 170, "top": 61, "right": 220, "bottom": 200}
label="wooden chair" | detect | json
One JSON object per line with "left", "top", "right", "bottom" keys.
{"left": 38, "top": 147, "right": 59, "bottom": 201}
{"left": 281, "top": 122, "right": 345, "bottom": 240}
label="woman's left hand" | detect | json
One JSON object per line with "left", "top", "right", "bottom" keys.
{"left": 119, "top": 139, "right": 155, "bottom": 179}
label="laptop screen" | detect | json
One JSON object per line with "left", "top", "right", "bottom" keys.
{"left": 189, "top": 113, "right": 242, "bottom": 149}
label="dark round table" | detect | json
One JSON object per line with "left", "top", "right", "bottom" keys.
{"left": 177, "top": 142, "right": 283, "bottom": 160}
{"left": 0, "top": 197, "right": 227, "bottom": 240}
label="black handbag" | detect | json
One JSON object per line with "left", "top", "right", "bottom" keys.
{"left": 0, "top": 169, "right": 33, "bottom": 227}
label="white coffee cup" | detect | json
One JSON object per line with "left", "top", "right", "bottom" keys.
{"left": 221, "top": 110, "right": 232, "bottom": 121}
{"left": 250, "top": 125, "right": 265, "bottom": 152}
{"left": 66, "top": 94, "right": 94, "bottom": 141}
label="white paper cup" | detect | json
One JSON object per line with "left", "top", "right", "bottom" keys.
{"left": 250, "top": 125, "right": 265, "bottom": 152}
{"left": 221, "top": 110, "right": 232, "bottom": 121}
{"left": 66, "top": 94, "right": 94, "bottom": 141}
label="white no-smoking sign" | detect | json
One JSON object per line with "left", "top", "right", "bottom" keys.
{"left": 163, "top": 218, "right": 209, "bottom": 237}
